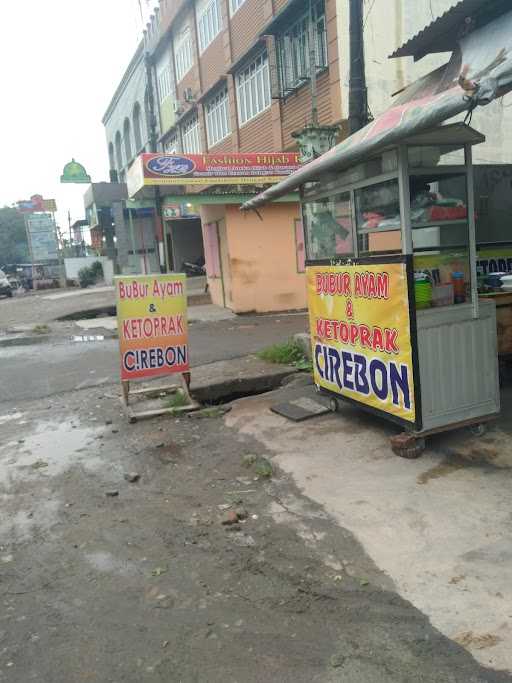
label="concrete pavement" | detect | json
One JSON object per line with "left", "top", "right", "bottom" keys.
{"left": 226, "top": 380, "right": 512, "bottom": 673}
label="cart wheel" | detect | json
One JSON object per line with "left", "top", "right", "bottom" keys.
{"left": 314, "top": 383, "right": 321, "bottom": 394}
{"left": 329, "top": 398, "right": 339, "bottom": 413}
{"left": 470, "top": 423, "right": 487, "bottom": 437}
{"left": 390, "top": 433, "right": 425, "bottom": 459}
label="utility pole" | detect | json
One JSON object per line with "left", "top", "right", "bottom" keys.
{"left": 348, "top": 0, "right": 369, "bottom": 135}
{"left": 144, "top": 49, "right": 169, "bottom": 273}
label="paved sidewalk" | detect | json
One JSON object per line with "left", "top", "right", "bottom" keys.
{"left": 226, "top": 379, "right": 512, "bottom": 673}
{"left": 0, "top": 276, "right": 209, "bottom": 333}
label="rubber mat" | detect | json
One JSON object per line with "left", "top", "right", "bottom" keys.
{"left": 270, "top": 396, "right": 331, "bottom": 422}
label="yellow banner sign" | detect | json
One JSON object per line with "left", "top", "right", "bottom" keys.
{"left": 115, "top": 274, "right": 189, "bottom": 381}
{"left": 307, "top": 262, "right": 416, "bottom": 424}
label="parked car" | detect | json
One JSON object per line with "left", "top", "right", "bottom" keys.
{"left": 0, "top": 269, "right": 13, "bottom": 298}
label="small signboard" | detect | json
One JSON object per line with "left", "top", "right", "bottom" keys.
{"left": 307, "top": 260, "right": 418, "bottom": 428}
{"left": 17, "top": 195, "right": 57, "bottom": 213}
{"left": 115, "top": 274, "right": 189, "bottom": 382}
{"left": 127, "top": 152, "right": 301, "bottom": 196}
{"left": 26, "top": 214, "right": 59, "bottom": 261}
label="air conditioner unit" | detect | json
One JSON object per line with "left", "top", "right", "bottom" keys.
{"left": 173, "top": 100, "right": 184, "bottom": 115}
{"left": 183, "top": 88, "right": 195, "bottom": 102}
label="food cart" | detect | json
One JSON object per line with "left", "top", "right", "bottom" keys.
{"left": 298, "top": 123, "right": 500, "bottom": 456}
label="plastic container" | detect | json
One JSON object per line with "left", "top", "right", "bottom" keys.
{"left": 432, "top": 283, "right": 454, "bottom": 307}
{"left": 451, "top": 272, "right": 466, "bottom": 304}
{"left": 414, "top": 273, "right": 432, "bottom": 309}
{"left": 485, "top": 272, "right": 507, "bottom": 290}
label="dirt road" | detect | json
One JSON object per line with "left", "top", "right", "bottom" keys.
{"left": 0, "top": 377, "right": 509, "bottom": 682}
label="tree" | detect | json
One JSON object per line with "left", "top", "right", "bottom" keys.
{"left": 0, "top": 207, "right": 29, "bottom": 266}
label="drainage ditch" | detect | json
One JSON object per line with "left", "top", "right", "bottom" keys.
{"left": 58, "top": 306, "right": 116, "bottom": 321}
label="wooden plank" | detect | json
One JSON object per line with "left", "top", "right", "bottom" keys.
{"left": 119, "top": 372, "right": 198, "bottom": 423}
{"left": 123, "top": 403, "right": 200, "bottom": 423}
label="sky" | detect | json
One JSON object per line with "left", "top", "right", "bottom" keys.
{"left": 0, "top": 0, "right": 156, "bottom": 236}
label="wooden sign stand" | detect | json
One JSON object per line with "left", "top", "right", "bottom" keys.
{"left": 121, "top": 372, "right": 199, "bottom": 424}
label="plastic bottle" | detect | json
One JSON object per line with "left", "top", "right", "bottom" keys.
{"left": 451, "top": 272, "right": 466, "bottom": 304}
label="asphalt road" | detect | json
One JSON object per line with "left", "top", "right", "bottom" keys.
{"left": 0, "top": 314, "right": 308, "bottom": 405}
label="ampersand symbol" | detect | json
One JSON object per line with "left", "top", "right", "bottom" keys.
{"left": 149, "top": 303, "right": 156, "bottom": 313}
{"left": 346, "top": 299, "right": 354, "bottom": 319}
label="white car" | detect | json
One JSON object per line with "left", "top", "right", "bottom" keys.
{"left": 0, "top": 269, "right": 13, "bottom": 298}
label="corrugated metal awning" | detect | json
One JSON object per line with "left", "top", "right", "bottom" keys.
{"left": 242, "top": 7, "right": 512, "bottom": 211}
{"left": 389, "top": 0, "right": 507, "bottom": 61}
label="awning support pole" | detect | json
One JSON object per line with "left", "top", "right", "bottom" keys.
{"left": 398, "top": 145, "right": 413, "bottom": 255}
{"left": 466, "top": 143, "right": 479, "bottom": 320}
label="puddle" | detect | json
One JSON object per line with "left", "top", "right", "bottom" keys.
{"left": 72, "top": 335, "right": 106, "bottom": 343}
{"left": 0, "top": 420, "right": 102, "bottom": 487}
{"left": 0, "top": 412, "right": 24, "bottom": 425}
{"left": 76, "top": 317, "right": 117, "bottom": 331}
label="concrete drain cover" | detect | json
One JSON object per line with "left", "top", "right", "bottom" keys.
{"left": 271, "top": 396, "right": 331, "bottom": 422}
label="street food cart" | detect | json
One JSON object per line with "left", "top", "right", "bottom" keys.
{"left": 298, "top": 123, "right": 500, "bottom": 456}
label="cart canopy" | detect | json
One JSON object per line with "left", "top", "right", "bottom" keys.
{"left": 241, "top": 8, "right": 512, "bottom": 211}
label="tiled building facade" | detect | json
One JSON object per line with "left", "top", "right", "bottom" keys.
{"left": 146, "top": 0, "right": 341, "bottom": 160}
{"left": 103, "top": 0, "right": 343, "bottom": 311}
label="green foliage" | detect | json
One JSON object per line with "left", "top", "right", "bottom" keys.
{"left": 32, "top": 324, "right": 51, "bottom": 335}
{"left": 90, "top": 260, "right": 104, "bottom": 278}
{"left": 243, "top": 454, "right": 273, "bottom": 478}
{"left": 78, "top": 261, "right": 104, "bottom": 288}
{"left": 0, "top": 207, "right": 29, "bottom": 265}
{"left": 164, "top": 390, "right": 189, "bottom": 410}
{"left": 258, "top": 340, "right": 311, "bottom": 370}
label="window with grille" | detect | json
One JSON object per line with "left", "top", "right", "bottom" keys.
{"left": 182, "top": 114, "right": 201, "bottom": 153}
{"left": 174, "top": 27, "right": 193, "bottom": 82}
{"left": 164, "top": 133, "right": 179, "bottom": 154}
{"left": 205, "top": 88, "right": 230, "bottom": 148}
{"left": 229, "top": 0, "right": 247, "bottom": 15}
{"left": 157, "top": 62, "right": 172, "bottom": 104}
{"left": 197, "top": 0, "right": 222, "bottom": 53}
{"left": 235, "top": 51, "right": 271, "bottom": 126}
{"left": 277, "top": 0, "right": 327, "bottom": 95}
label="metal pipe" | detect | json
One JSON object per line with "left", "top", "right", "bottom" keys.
{"left": 465, "top": 143, "right": 479, "bottom": 319}
{"left": 308, "top": 0, "right": 319, "bottom": 127}
{"left": 398, "top": 146, "right": 413, "bottom": 255}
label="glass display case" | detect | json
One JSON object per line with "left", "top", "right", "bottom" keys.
{"left": 302, "top": 130, "right": 478, "bottom": 310}
{"left": 301, "top": 123, "right": 500, "bottom": 440}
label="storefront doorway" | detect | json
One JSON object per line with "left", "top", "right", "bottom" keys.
{"left": 165, "top": 218, "right": 205, "bottom": 275}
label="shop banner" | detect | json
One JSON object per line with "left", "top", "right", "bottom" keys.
{"left": 307, "top": 262, "right": 416, "bottom": 425}
{"left": 128, "top": 152, "right": 301, "bottom": 196}
{"left": 116, "top": 274, "right": 189, "bottom": 381}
